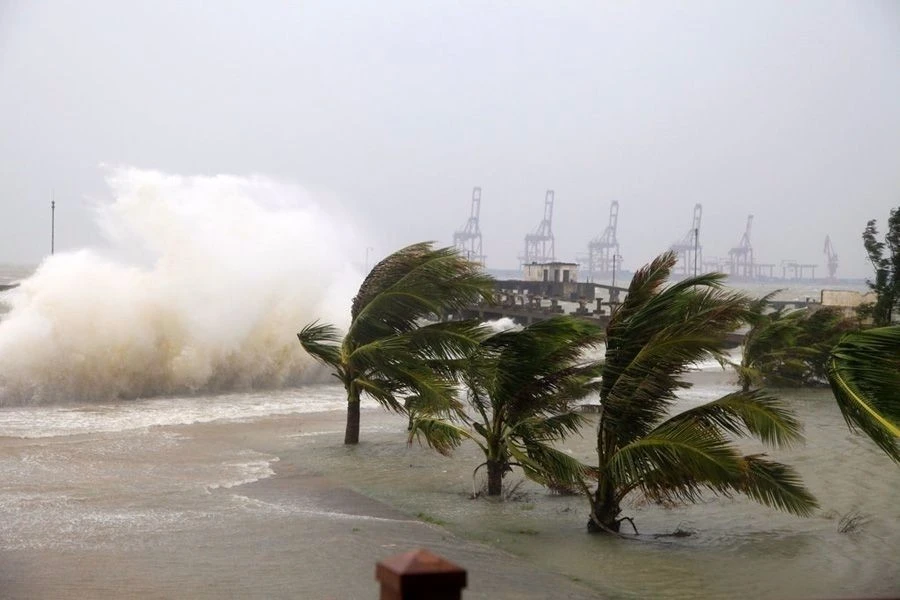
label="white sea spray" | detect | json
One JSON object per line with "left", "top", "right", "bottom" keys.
{"left": 0, "top": 167, "right": 363, "bottom": 404}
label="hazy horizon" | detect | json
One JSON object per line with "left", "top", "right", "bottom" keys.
{"left": 1, "top": 1, "right": 898, "bottom": 277}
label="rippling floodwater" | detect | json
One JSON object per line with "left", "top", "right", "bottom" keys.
{"left": 1, "top": 370, "right": 897, "bottom": 599}
{"left": 317, "top": 371, "right": 900, "bottom": 600}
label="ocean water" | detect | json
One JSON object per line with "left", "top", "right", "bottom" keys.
{"left": 0, "top": 169, "right": 897, "bottom": 598}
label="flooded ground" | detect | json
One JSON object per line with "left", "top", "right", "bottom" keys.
{"left": 0, "top": 370, "right": 898, "bottom": 599}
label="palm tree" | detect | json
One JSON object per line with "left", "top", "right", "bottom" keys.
{"left": 589, "top": 252, "right": 817, "bottom": 533}
{"left": 297, "top": 242, "right": 495, "bottom": 444}
{"left": 826, "top": 326, "right": 900, "bottom": 463}
{"left": 796, "top": 307, "right": 857, "bottom": 382}
{"left": 409, "top": 315, "right": 604, "bottom": 496}
{"left": 735, "top": 294, "right": 805, "bottom": 391}
{"left": 736, "top": 296, "right": 857, "bottom": 391}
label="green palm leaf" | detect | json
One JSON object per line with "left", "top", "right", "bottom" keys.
{"left": 408, "top": 417, "right": 475, "bottom": 456}
{"left": 736, "top": 454, "right": 818, "bottom": 517}
{"left": 297, "top": 321, "right": 344, "bottom": 373}
{"left": 589, "top": 251, "right": 815, "bottom": 533}
{"left": 349, "top": 244, "right": 494, "bottom": 344}
{"left": 600, "top": 252, "right": 752, "bottom": 446}
{"left": 297, "top": 242, "right": 495, "bottom": 444}
{"left": 608, "top": 420, "right": 743, "bottom": 498}
{"left": 508, "top": 440, "right": 593, "bottom": 489}
{"left": 657, "top": 390, "right": 804, "bottom": 449}
{"left": 514, "top": 412, "right": 587, "bottom": 442}
{"left": 826, "top": 326, "right": 900, "bottom": 462}
{"left": 412, "top": 314, "right": 602, "bottom": 496}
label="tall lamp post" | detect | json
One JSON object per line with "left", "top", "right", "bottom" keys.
{"left": 610, "top": 254, "right": 622, "bottom": 314}
{"left": 693, "top": 228, "right": 699, "bottom": 277}
{"left": 51, "top": 195, "right": 56, "bottom": 255}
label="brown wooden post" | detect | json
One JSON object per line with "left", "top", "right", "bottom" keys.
{"left": 376, "top": 548, "right": 467, "bottom": 600}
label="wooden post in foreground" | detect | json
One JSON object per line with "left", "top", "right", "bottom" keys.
{"left": 376, "top": 548, "right": 467, "bottom": 600}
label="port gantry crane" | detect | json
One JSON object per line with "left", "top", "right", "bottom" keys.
{"left": 669, "top": 203, "right": 703, "bottom": 276}
{"left": 586, "top": 201, "right": 620, "bottom": 282}
{"left": 520, "top": 190, "right": 556, "bottom": 265}
{"left": 453, "top": 187, "right": 485, "bottom": 265}
{"left": 728, "top": 215, "right": 755, "bottom": 279}
{"left": 824, "top": 235, "right": 838, "bottom": 280}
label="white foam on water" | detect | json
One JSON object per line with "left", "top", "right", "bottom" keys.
{"left": 207, "top": 454, "right": 279, "bottom": 490}
{"left": 228, "top": 493, "right": 415, "bottom": 524}
{"left": 0, "top": 384, "right": 350, "bottom": 438}
{"left": 0, "top": 167, "right": 364, "bottom": 405}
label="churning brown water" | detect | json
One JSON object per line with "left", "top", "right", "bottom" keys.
{"left": 1, "top": 369, "right": 898, "bottom": 599}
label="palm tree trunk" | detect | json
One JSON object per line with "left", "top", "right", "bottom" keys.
{"left": 344, "top": 388, "right": 361, "bottom": 445}
{"left": 486, "top": 459, "right": 504, "bottom": 496}
{"left": 587, "top": 480, "right": 621, "bottom": 533}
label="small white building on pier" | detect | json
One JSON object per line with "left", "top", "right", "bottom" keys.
{"left": 523, "top": 261, "right": 579, "bottom": 284}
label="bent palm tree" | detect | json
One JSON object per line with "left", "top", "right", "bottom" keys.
{"left": 297, "top": 242, "right": 495, "bottom": 444}
{"left": 590, "top": 252, "right": 817, "bottom": 533}
{"left": 736, "top": 298, "right": 857, "bottom": 390}
{"left": 826, "top": 326, "right": 900, "bottom": 462}
{"left": 409, "top": 316, "right": 604, "bottom": 496}
{"left": 735, "top": 294, "right": 805, "bottom": 391}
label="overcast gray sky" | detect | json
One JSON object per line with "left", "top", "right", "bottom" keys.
{"left": 1, "top": 0, "right": 898, "bottom": 277}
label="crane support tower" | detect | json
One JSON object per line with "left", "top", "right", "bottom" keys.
{"left": 587, "top": 201, "right": 620, "bottom": 282}
{"left": 824, "top": 235, "right": 838, "bottom": 280}
{"left": 521, "top": 190, "right": 556, "bottom": 265}
{"left": 728, "top": 215, "right": 755, "bottom": 279}
{"left": 669, "top": 203, "right": 702, "bottom": 276}
{"left": 453, "top": 187, "right": 485, "bottom": 265}
{"left": 781, "top": 259, "right": 816, "bottom": 281}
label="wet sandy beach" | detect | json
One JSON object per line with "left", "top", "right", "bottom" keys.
{"left": 0, "top": 409, "right": 602, "bottom": 599}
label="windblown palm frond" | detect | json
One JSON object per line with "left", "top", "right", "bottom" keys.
{"left": 411, "top": 315, "right": 604, "bottom": 496}
{"left": 509, "top": 440, "right": 594, "bottom": 489}
{"left": 297, "top": 242, "right": 495, "bottom": 444}
{"left": 826, "top": 326, "right": 900, "bottom": 462}
{"left": 737, "top": 299, "right": 858, "bottom": 390}
{"left": 514, "top": 412, "right": 586, "bottom": 442}
{"left": 736, "top": 454, "right": 818, "bottom": 517}
{"left": 657, "top": 390, "right": 804, "bottom": 449}
{"left": 297, "top": 321, "right": 345, "bottom": 373}
{"left": 608, "top": 420, "right": 743, "bottom": 500}
{"left": 408, "top": 417, "right": 475, "bottom": 456}
{"left": 349, "top": 243, "right": 495, "bottom": 344}
{"left": 589, "top": 251, "right": 816, "bottom": 533}
{"left": 600, "top": 252, "right": 751, "bottom": 446}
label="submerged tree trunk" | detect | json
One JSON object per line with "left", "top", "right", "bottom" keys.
{"left": 486, "top": 459, "right": 504, "bottom": 496}
{"left": 587, "top": 480, "right": 621, "bottom": 533}
{"left": 344, "top": 388, "right": 361, "bottom": 445}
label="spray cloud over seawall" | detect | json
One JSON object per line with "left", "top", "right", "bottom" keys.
{"left": 0, "top": 168, "right": 362, "bottom": 404}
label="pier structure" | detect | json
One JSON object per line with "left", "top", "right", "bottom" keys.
{"left": 753, "top": 263, "right": 776, "bottom": 280}
{"left": 447, "top": 278, "right": 626, "bottom": 328}
{"left": 445, "top": 278, "right": 760, "bottom": 347}
{"left": 781, "top": 260, "right": 817, "bottom": 281}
